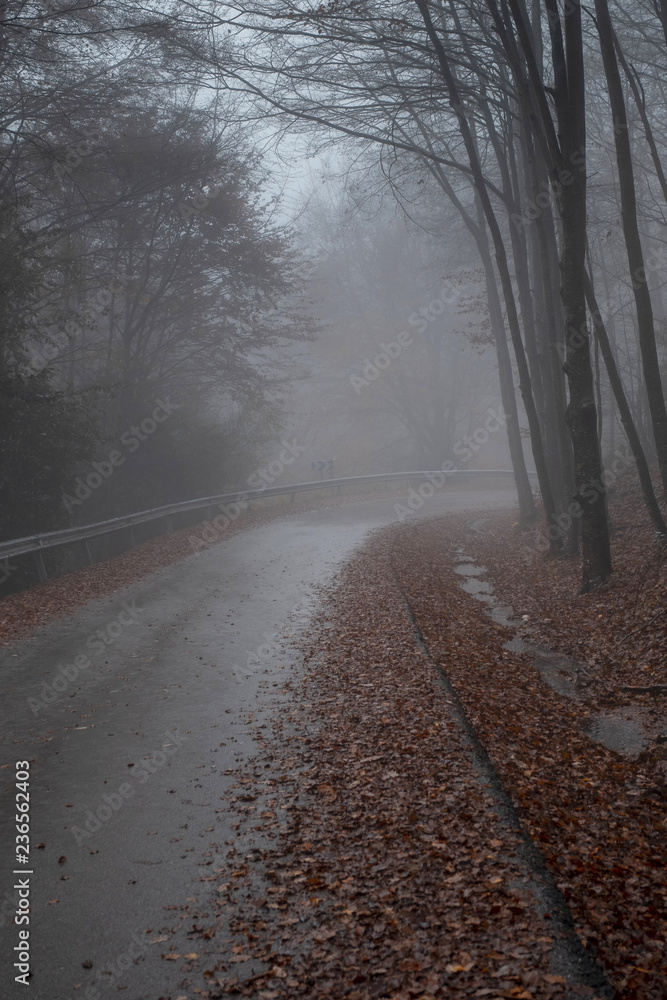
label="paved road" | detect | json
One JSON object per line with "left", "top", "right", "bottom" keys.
{"left": 0, "top": 489, "right": 517, "bottom": 1000}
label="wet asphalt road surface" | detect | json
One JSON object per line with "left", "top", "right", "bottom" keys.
{"left": 0, "top": 489, "right": 517, "bottom": 1000}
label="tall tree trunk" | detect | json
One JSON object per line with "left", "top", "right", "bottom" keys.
{"left": 503, "top": 124, "right": 546, "bottom": 439}
{"left": 546, "top": 0, "right": 612, "bottom": 588}
{"left": 613, "top": 30, "right": 667, "bottom": 207}
{"left": 584, "top": 271, "right": 667, "bottom": 536}
{"left": 594, "top": 0, "right": 667, "bottom": 495}
{"left": 519, "top": 112, "right": 574, "bottom": 517}
{"left": 424, "top": 15, "right": 536, "bottom": 521}
{"left": 414, "top": 0, "right": 561, "bottom": 551}
{"left": 449, "top": 25, "right": 551, "bottom": 484}
{"left": 486, "top": 0, "right": 612, "bottom": 586}
{"left": 653, "top": 0, "right": 667, "bottom": 54}
{"left": 379, "top": 88, "right": 537, "bottom": 523}
{"left": 473, "top": 193, "right": 537, "bottom": 523}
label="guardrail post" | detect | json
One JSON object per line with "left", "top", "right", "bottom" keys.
{"left": 290, "top": 492, "right": 295, "bottom": 503}
{"left": 33, "top": 550, "right": 48, "bottom": 583}
{"left": 83, "top": 540, "right": 94, "bottom": 566}
{"left": 129, "top": 525, "right": 136, "bottom": 547}
{"left": 336, "top": 485, "right": 341, "bottom": 496}
{"left": 165, "top": 516, "right": 174, "bottom": 533}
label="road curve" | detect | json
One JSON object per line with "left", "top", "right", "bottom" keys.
{"left": 0, "top": 488, "right": 517, "bottom": 1000}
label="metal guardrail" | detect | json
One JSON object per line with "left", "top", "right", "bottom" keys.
{"left": 0, "top": 469, "right": 535, "bottom": 583}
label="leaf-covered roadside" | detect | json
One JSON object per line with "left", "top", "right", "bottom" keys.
{"left": 390, "top": 500, "right": 666, "bottom": 997}
{"left": 190, "top": 527, "right": 613, "bottom": 1000}
{"left": 460, "top": 474, "right": 667, "bottom": 695}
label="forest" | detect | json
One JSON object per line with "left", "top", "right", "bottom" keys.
{"left": 2, "top": 5, "right": 667, "bottom": 999}
{"left": 2, "top": 0, "right": 667, "bottom": 595}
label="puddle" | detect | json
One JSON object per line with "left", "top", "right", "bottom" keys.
{"left": 453, "top": 547, "right": 660, "bottom": 757}
{"left": 527, "top": 646, "right": 582, "bottom": 699}
{"left": 582, "top": 715, "right": 648, "bottom": 758}
{"left": 454, "top": 563, "right": 487, "bottom": 576}
{"left": 459, "top": 578, "right": 495, "bottom": 597}
{"left": 455, "top": 551, "right": 580, "bottom": 694}
{"left": 454, "top": 557, "right": 495, "bottom": 600}
{"left": 489, "top": 605, "right": 516, "bottom": 627}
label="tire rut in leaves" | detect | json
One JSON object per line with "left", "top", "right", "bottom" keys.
{"left": 389, "top": 534, "right": 612, "bottom": 1000}
{"left": 191, "top": 523, "right": 613, "bottom": 1000}
{"left": 389, "top": 513, "right": 666, "bottom": 1000}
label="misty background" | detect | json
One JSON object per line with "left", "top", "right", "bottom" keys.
{"left": 2, "top": 0, "right": 666, "bottom": 591}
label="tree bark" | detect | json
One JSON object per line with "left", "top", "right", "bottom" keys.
{"left": 413, "top": 0, "right": 561, "bottom": 551}
{"left": 584, "top": 271, "right": 667, "bottom": 537}
{"left": 519, "top": 112, "right": 574, "bottom": 517}
{"left": 594, "top": 0, "right": 667, "bottom": 495}
{"left": 546, "top": 0, "right": 612, "bottom": 589}
{"left": 363, "top": 63, "right": 538, "bottom": 523}
{"left": 473, "top": 193, "right": 537, "bottom": 523}
{"left": 485, "top": 0, "right": 612, "bottom": 586}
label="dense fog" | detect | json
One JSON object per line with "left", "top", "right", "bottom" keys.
{"left": 2, "top": 0, "right": 667, "bottom": 593}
